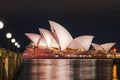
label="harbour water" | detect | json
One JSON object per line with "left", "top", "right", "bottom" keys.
{"left": 18, "top": 59, "right": 120, "bottom": 80}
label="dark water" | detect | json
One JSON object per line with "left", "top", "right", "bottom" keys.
{"left": 18, "top": 59, "right": 120, "bottom": 80}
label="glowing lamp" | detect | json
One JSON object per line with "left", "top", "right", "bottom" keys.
{"left": 6, "top": 33, "right": 12, "bottom": 39}
{"left": 15, "top": 42, "right": 18, "bottom": 46}
{"left": 11, "top": 38, "right": 16, "bottom": 43}
{"left": 17, "top": 45, "right": 20, "bottom": 48}
{"left": 81, "top": 48, "right": 85, "bottom": 52}
{"left": 0, "top": 21, "right": 4, "bottom": 29}
{"left": 112, "top": 48, "right": 117, "bottom": 53}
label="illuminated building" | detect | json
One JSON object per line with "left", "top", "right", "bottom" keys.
{"left": 23, "top": 20, "right": 116, "bottom": 58}
{"left": 49, "top": 20, "right": 73, "bottom": 51}
{"left": 25, "top": 33, "right": 40, "bottom": 46}
{"left": 91, "top": 43, "right": 116, "bottom": 53}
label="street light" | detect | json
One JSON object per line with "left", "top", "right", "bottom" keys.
{"left": 17, "top": 44, "right": 20, "bottom": 48}
{"left": 6, "top": 33, "right": 12, "bottom": 50}
{"left": 16, "top": 44, "right": 20, "bottom": 53}
{"left": 6, "top": 33, "right": 12, "bottom": 39}
{"left": 0, "top": 21, "right": 4, "bottom": 29}
{"left": 14, "top": 42, "right": 18, "bottom": 46}
{"left": 11, "top": 38, "right": 16, "bottom": 43}
{"left": 11, "top": 38, "right": 16, "bottom": 51}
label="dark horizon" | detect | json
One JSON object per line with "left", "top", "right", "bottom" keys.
{"left": 0, "top": 0, "right": 120, "bottom": 52}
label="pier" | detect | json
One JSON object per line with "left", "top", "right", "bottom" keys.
{"left": 0, "top": 48, "right": 22, "bottom": 80}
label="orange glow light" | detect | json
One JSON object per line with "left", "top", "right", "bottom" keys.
{"left": 113, "top": 48, "right": 117, "bottom": 53}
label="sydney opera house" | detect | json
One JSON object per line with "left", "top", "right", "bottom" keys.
{"left": 23, "top": 20, "right": 116, "bottom": 59}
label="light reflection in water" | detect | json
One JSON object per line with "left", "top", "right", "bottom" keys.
{"left": 112, "top": 64, "right": 118, "bottom": 80}
{"left": 70, "top": 59, "right": 96, "bottom": 80}
{"left": 19, "top": 59, "right": 117, "bottom": 80}
{"left": 30, "top": 59, "right": 70, "bottom": 80}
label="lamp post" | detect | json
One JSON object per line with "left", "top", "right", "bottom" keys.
{"left": 15, "top": 43, "right": 20, "bottom": 53}
{"left": 17, "top": 45, "right": 20, "bottom": 48}
{"left": 0, "top": 21, "right": 4, "bottom": 29}
{"left": 17, "top": 45, "right": 20, "bottom": 53}
{"left": 6, "top": 33, "right": 12, "bottom": 50}
{"left": 14, "top": 42, "right": 20, "bottom": 53}
{"left": 14, "top": 42, "right": 18, "bottom": 46}
{"left": 6, "top": 33, "right": 12, "bottom": 39}
{"left": 11, "top": 38, "right": 16, "bottom": 43}
{"left": 11, "top": 38, "right": 16, "bottom": 51}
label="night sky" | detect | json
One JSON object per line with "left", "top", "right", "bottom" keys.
{"left": 0, "top": 0, "right": 120, "bottom": 52}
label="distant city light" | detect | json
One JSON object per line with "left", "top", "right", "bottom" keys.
{"left": 15, "top": 42, "right": 18, "bottom": 46}
{"left": 11, "top": 38, "right": 16, "bottom": 43}
{"left": 6, "top": 33, "right": 12, "bottom": 39}
{"left": 0, "top": 21, "right": 4, "bottom": 29}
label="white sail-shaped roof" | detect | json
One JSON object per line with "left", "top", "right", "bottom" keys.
{"left": 68, "top": 40, "right": 84, "bottom": 49}
{"left": 74, "top": 35, "right": 94, "bottom": 51}
{"left": 38, "top": 35, "right": 48, "bottom": 47}
{"left": 50, "top": 38, "right": 59, "bottom": 48}
{"left": 49, "top": 20, "right": 73, "bottom": 51}
{"left": 39, "top": 28, "right": 54, "bottom": 48}
{"left": 101, "top": 43, "right": 116, "bottom": 52}
{"left": 25, "top": 33, "right": 40, "bottom": 46}
{"left": 91, "top": 43, "right": 103, "bottom": 51}
{"left": 91, "top": 43, "right": 116, "bottom": 52}
{"left": 39, "top": 28, "right": 59, "bottom": 49}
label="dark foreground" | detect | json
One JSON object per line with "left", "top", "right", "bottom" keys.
{"left": 17, "top": 59, "right": 120, "bottom": 80}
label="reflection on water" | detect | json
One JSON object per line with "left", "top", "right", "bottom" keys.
{"left": 113, "top": 65, "right": 118, "bottom": 80}
{"left": 70, "top": 59, "right": 96, "bottom": 80}
{"left": 18, "top": 59, "right": 120, "bottom": 80}
{"left": 37, "top": 59, "right": 70, "bottom": 80}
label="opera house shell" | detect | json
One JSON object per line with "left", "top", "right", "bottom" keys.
{"left": 91, "top": 43, "right": 116, "bottom": 53}
{"left": 23, "top": 20, "right": 116, "bottom": 58}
